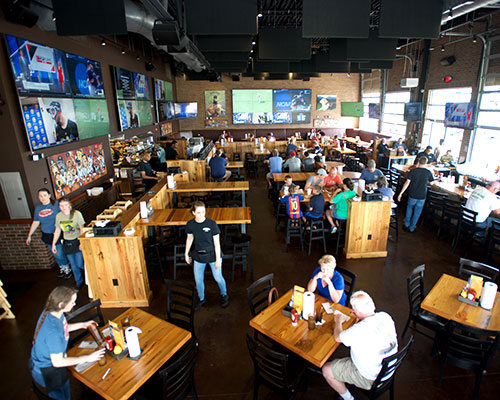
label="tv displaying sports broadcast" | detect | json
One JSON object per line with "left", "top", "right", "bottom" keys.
{"left": 232, "top": 89, "right": 311, "bottom": 125}
{"left": 73, "top": 99, "right": 109, "bottom": 140}
{"left": 341, "top": 102, "right": 364, "bottom": 117}
{"left": 65, "top": 53, "right": 104, "bottom": 98}
{"left": 444, "top": 102, "right": 476, "bottom": 129}
{"left": 155, "top": 79, "right": 174, "bottom": 122}
{"left": 117, "top": 100, "right": 153, "bottom": 130}
{"left": 175, "top": 102, "right": 198, "bottom": 119}
{"left": 114, "top": 67, "right": 150, "bottom": 100}
{"left": 404, "top": 102, "right": 422, "bottom": 122}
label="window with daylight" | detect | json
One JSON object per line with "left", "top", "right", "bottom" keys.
{"left": 381, "top": 91, "right": 411, "bottom": 137}
{"left": 359, "top": 92, "right": 380, "bottom": 132}
{"left": 422, "top": 87, "right": 472, "bottom": 160}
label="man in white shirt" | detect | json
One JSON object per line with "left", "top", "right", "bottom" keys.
{"left": 322, "top": 291, "right": 398, "bottom": 400}
{"left": 465, "top": 181, "right": 500, "bottom": 229}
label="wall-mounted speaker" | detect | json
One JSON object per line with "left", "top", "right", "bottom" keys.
{"left": 153, "top": 20, "right": 181, "bottom": 46}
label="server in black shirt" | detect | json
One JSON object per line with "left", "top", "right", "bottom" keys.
{"left": 398, "top": 156, "right": 435, "bottom": 232}
{"left": 165, "top": 141, "right": 178, "bottom": 160}
{"left": 185, "top": 201, "right": 229, "bottom": 310}
{"left": 417, "top": 146, "right": 437, "bottom": 164}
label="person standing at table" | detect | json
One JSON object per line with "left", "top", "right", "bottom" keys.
{"left": 26, "top": 189, "right": 71, "bottom": 280}
{"left": 322, "top": 291, "right": 398, "bottom": 400}
{"left": 209, "top": 149, "right": 231, "bottom": 181}
{"left": 138, "top": 152, "right": 158, "bottom": 191}
{"left": 30, "top": 286, "right": 105, "bottom": 400}
{"left": 307, "top": 254, "right": 346, "bottom": 305}
{"left": 52, "top": 198, "right": 86, "bottom": 290}
{"left": 185, "top": 201, "right": 229, "bottom": 310}
{"left": 397, "top": 156, "right": 436, "bottom": 233}
{"left": 360, "top": 160, "right": 384, "bottom": 185}
{"left": 376, "top": 138, "right": 388, "bottom": 168}
{"left": 265, "top": 149, "right": 283, "bottom": 188}
{"left": 465, "top": 180, "right": 500, "bottom": 231}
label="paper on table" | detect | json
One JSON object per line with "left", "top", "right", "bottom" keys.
{"left": 78, "top": 340, "right": 98, "bottom": 349}
{"left": 75, "top": 360, "right": 97, "bottom": 373}
{"left": 333, "top": 310, "right": 351, "bottom": 323}
{"left": 322, "top": 303, "right": 334, "bottom": 314}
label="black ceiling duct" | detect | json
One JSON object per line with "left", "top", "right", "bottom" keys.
{"left": 2, "top": 0, "right": 38, "bottom": 28}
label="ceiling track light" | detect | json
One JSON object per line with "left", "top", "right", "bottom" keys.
{"left": 473, "top": 35, "right": 477, "bottom": 43}
{"left": 441, "top": 45, "right": 445, "bottom": 52}
{"left": 101, "top": 40, "right": 106, "bottom": 46}
{"left": 252, "top": 41, "right": 256, "bottom": 45}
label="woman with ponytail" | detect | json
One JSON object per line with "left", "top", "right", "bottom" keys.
{"left": 30, "top": 286, "right": 105, "bottom": 399}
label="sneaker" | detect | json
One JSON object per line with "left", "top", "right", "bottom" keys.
{"left": 402, "top": 225, "right": 410, "bottom": 232}
{"left": 221, "top": 294, "right": 229, "bottom": 308}
{"left": 330, "top": 226, "right": 337, "bottom": 234}
{"left": 57, "top": 269, "right": 66, "bottom": 278}
{"left": 63, "top": 271, "right": 73, "bottom": 280}
{"left": 194, "top": 298, "right": 207, "bottom": 311}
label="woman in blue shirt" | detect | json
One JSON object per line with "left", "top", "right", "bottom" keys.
{"left": 307, "top": 254, "right": 346, "bottom": 305}
{"left": 30, "top": 286, "right": 105, "bottom": 400}
{"left": 26, "top": 189, "right": 71, "bottom": 279}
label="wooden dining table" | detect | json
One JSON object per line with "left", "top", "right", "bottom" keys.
{"left": 430, "top": 181, "right": 472, "bottom": 200}
{"left": 421, "top": 274, "right": 500, "bottom": 331}
{"left": 166, "top": 181, "right": 250, "bottom": 206}
{"left": 137, "top": 207, "right": 251, "bottom": 233}
{"left": 273, "top": 172, "right": 315, "bottom": 182}
{"left": 249, "top": 289, "right": 357, "bottom": 367}
{"left": 66, "top": 307, "right": 192, "bottom": 400}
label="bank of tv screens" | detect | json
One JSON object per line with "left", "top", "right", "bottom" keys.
{"left": 232, "top": 89, "right": 311, "bottom": 125}
{"left": 5, "top": 34, "right": 110, "bottom": 151}
{"left": 175, "top": 103, "right": 198, "bottom": 119}
{"left": 403, "top": 102, "right": 422, "bottom": 122}
{"left": 113, "top": 66, "right": 153, "bottom": 130}
{"left": 154, "top": 78, "right": 174, "bottom": 122}
{"left": 444, "top": 102, "right": 476, "bottom": 129}
{"left": 341, "top": 102, "right": 364, "bottom": 117}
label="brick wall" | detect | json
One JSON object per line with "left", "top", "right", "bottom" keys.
{"left": 175, "top": 73, "right": 361, "bottom": 131}
{"left": 0, "top": 222, "right": 55, "bottom": 270}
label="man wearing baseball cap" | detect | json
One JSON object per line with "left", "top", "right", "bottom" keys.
{"left": 284, "top": 150, "right": 301, "bottom": 173}
{"left": 305, "top": 168, "right": 327, "bottom": 191}
{"left": 47, "top": 101, "right": 79, "bottom": 142}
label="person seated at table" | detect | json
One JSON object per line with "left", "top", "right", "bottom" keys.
{"left": 305, "top": 168, "right": 327, "bottom": 191}
{"left": 286, "top": 137, "right": 297, "bottom": 157}
{"left": 266, "top": 132, "right": 276, "bottom": 142}
{"left": 280, "top": 185, "right": 304, "bottom": 219}
{"left": 324, "top": 167, "right": 342, "bottom": 188}
{"left": 138, "top": 152, "right": 158, "bottom": 190}
{"left": 331, "top": 135, "right": 340, "bottom": 149}
{"left": 302, "top": 185, "right": 325, "bottom": 224}
{"left": 284, "top": 151, "right": 302, "bottom": 173}
{"left": 307, "top": 254, "right": 346, "bottom": 305}
{"left": 465, "top": 180, "right": 500, "bottom": 231}
{"left": 392, "top": 138, "right": 407, "bottom": 154}
{"left": 209, "top": 149, "right": 231, "bottom": 181}
{"left": 310, "top": 140, "right": 322, "bottom": 155}
{"left": 248, "top": 133, "right": 255, "bottom": 142}
{"left": 375, "top": 175, "right": 394, "bottom": 200}
{"left": 281, "top": 175, "right": 298, "bottom": 193}
{"left": 185, "top": 201, "right": 229, "bottom": 310}
{"left": 302, "top": 151, "right": 315, "bottom": 172}
{"left": 440, "top": 149, "right": 454, "bottom": 164}
{"left": 325, "top": 178, "right": 356, "bottom": 233}
{"left": 265, "top": 149, "right": 283, "bottom": 188}
{"left": 322, "top": 291, "right": 398, "bottom": 400}
{"left": 417, "top": 146, "right": 437, "bottom": 165}
{"left": 360, "top": 160, "right": 384, "bottom": 185}
{"left": 165, "top": 141, "right": 178, "bottom": 160}
{"left": 30, "top": 286, "right": 105, "bottom": 400}
{"left": 314, "top": 155, "right": 326, "bottom": 172}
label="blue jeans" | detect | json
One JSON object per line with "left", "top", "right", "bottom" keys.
{"left": 404, "top": 197, "right": 426, "bottom": 232}
{"left": 193, "top": 259, "right": 227, "bottom": 301}
{"left": 31, "top": 367, "right": 71, "bottom": 400}
{"left": 66, "top": 251, "right": 85, "bottom": 286}
{"left": 47, "top": 242, "right": 70, "bottom": 269}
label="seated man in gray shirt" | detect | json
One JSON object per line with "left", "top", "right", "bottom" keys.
{"left": 284, "top": 151, "right": 302, "bottom": 173}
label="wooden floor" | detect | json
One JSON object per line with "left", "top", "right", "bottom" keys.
{"left": 0, "top": 176, "right": 499, "bottom": 400}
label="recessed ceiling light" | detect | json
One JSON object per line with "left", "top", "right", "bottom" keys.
{"left": 257, "top": 13, "right": 263, "bottom": 18}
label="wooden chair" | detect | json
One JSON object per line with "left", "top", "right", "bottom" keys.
{"left": 452, "top": 206, "right": 483, "bottom": 253}
{"left": 458, "top": 258, "right": 499, "bottom": 282}
{"left": 168, "top": 244, "right": 190, "bottom": 280}
{"left": 486, "top": 219, "right": 500, "bottom": 263}
{"left": 389, "top": 203, "right": 399, "bottom": 239}
{"left": 422, "top": 190, "right": 447, "bottom": 228}
{"left": 165, "top": 279, "right": 196, "bottom": 335}
{"left": 402, "top": 265, "right": 445, "bottom": 340}
{"left": 435, "top": 321, "right": 499, "bottom": 399}
{"left": 349, "top": 336, "right": 414, "bottom": 400}
{"left": 437, "top": 199, "right": 462, "bottom": 240}
{"left": 246, "top": 334, "right": 308, "bottom": 400}
{"left": 66, "top": 299, "right": 105, "bottom": 348}
{"left": 246, "top": 273, "right": 276, "bottom": 317}
{"left": 336, "top": 266, "right": 356, "bottom": 305}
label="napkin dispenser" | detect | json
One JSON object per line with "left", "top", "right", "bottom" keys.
{"left": 93, "top": 221, "right": 122, "bottom": 237}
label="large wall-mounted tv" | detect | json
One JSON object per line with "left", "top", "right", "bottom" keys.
{"left": 232, "top": 89, "right": 311, "bottom": 125}
{"left": 341, "top": 102, "right": 364, "bottom": 117}
{"left": 175, "top": 102, "right": 198, "bottom": 119}
{"left": 154, "top": 78, "right": 174, "bottom": 122}
{"left": 113, "top": 66, "right": 153, "bottom": 130}
{"left": 444, "top": 102, "right": 476, "bottom": 129}
{"left": 5, "top": 34, "right": 110, "bottom": 151}
{"left": 404, "top": 102, "right": 422, "bottom": 122}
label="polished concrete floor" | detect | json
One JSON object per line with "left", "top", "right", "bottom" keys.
{"left": 0, "top": 176, "right": 499, "bottom": 400}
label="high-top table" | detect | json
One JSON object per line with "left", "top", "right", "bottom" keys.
{"left": 273, "top": 172, "right": 315, "bottom": 182}
{"left": 166, "top": 181, "right": 250, "bottom": 206}
{"left": 67, "top": 307, "right": 192, "bottom": 400}
{"left": 421, "top": 274, "right": 500, "bottom": 330}
{"left": 250, "top": 289, "right": 357, "bottom": 367}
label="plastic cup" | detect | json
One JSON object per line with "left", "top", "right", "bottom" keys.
{"left": 308, "top": 314, "right": 316, "bottom": 330}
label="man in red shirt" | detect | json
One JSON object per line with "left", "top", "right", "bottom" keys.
{"left": 324, "top": 167, "right": 342, "bottom": 188}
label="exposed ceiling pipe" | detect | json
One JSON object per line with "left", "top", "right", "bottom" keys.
{"left": 441, "top": 0, "right": 500, "bottom": 24}
{"left": 27, "top": 0, "right": 209, "bottom": 72}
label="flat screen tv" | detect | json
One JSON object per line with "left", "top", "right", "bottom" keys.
{"left": 404, "top": 102, "right": 422, "bottom": 122}
{"left": 154, "top": 78, "right": 174, "bottom": 122}
{"left": 232, "top": 89, "right": 311, "bottom": 125}
{"left": 444, "top": 102, "right": 476, "bottom": 129}
{"left": 341, "top": 102, "right": 364, "bottom": 117}
{"left": 174, "top": 102, "right": 197, "bottom": 119}
{"left": 368, "top": 103, "right": 381, "bottom": 119}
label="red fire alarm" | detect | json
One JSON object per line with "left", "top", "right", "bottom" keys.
{"left": 443, "top": 75, "right": 453, "bottom": 83}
